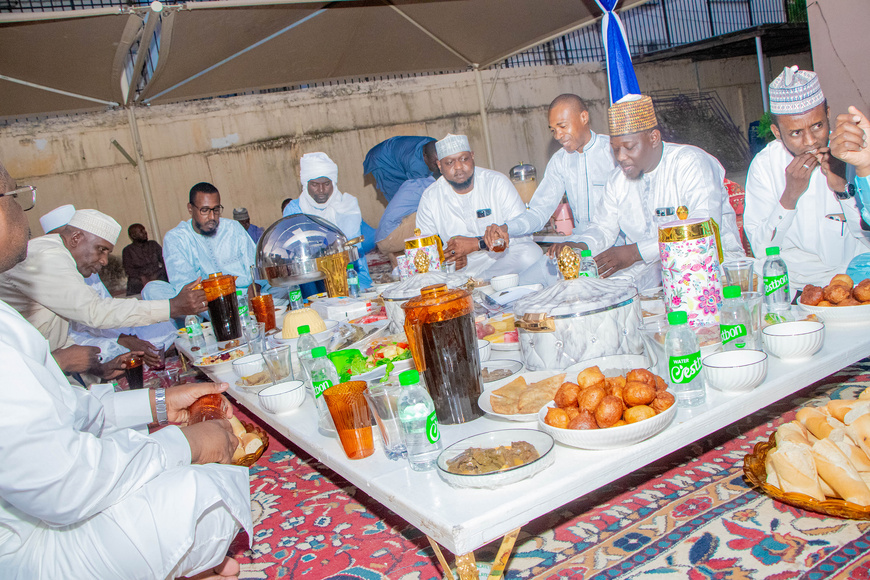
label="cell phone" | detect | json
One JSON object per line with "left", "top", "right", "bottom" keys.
{"left": 476, "top": 208, "right": 492, "bottom": 218}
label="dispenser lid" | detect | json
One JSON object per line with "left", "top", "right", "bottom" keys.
{"left": 382, "top": 271, "right": 468, "bottom": 300}
{"left": 509, "top": 162, "right": 536, "bottom": 181}
{"left": 513, "top": 277, "right": 637, "bottom": 318}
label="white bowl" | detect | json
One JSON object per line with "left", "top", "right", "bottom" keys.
{"left": 258, "top": 380, "right": 305, "bottom": 414}
{"left": 270, "top": 319, "right": 339, "bottom": 349}
{"left": 232, "top": 354, "right": 265, "bottom": 379}
{"left": 537, "top": 401, "right": 677, "bottom": 449}
{"left": 436, "top": 429, "right": 555, "bottom": 489}
{"left": 490, "top": 273, "right": 519, "bottom": 292}
{"left": 478, "top": 339, "right": 491, "bottom": 362}
{"left": 702, "top": 349, "right": 768, "bottom": 393}
{"left": 763, "top": 320, "right": 825, "bottom": 360}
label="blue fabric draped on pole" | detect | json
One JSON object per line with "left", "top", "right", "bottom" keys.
{"left": 595, "top": 0, "right": 641, "bottom": 105}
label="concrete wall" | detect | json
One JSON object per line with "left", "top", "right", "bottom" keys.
{"left": 0, "top": 51, "right": 809, "bottom": 253}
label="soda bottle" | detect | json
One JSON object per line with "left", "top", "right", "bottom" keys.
{"left": 307, "top": 346, "right": 337, "bottom": 432}
{"left": 288, "top": 285, "right": 304, "bottom": 310}
{"left": 665, "top": 310, "right": 705, "bottom": 407}
{"left": 296, "top": 325, "right": 318, "bottom": 383}
{"left": 719, "top": 285, "right": 752, "bottom": 351}
{"left": 184, "top": 315, "right": 206, "bottom": 350}
{"left": 763, "top": 246, "right": 791, "bottom": 319}
{"left": 577, "top": 249, "right": 599, "bottom": 278}
{"left": 346, "top": 265, "right": 360, "bottom": 298}
{"left": 397, "top": 369, "right": 443, "bottom": 471}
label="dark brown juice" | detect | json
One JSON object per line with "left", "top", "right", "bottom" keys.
{"left": 208, "top": 292, "right": 242, "bottom": 341}
{"left": 419, "top": 313, "right": 483, "bottom": 424}
{"left": 125, "top": 357, "right": 144, "bottom": 390}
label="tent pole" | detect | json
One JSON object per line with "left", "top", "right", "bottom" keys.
{"left": 473, "top": 65, "right": 495, "bottom": 170}
{"left": 126, "top": 106, "right": 162, "bottom": 240}
{"left": 755, "top": 36, "right": 769, "bottom": 112}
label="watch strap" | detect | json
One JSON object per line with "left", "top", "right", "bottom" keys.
{"left": 477, "top": 237, "right": 487, "bottom": 251}
{"left": 154, "top": 387, "right": 169, "bottom": 425}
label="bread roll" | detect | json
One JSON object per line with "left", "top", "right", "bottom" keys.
{"left": 775, "top": 421, "right": 810, "bottom": 447}
{"left": 228, "top": 416, "right": 247, "bottom": 439}
{"left": 860, "top": 387, "right": 870, "bottom": 401}
{"left": 796, "top": 407, "right": 845, "bottom": 440}
{"left": 765, "top": 455, "right": 780, "bottom": 488}
{"left": 843, "top": 401, "right": 870, "bottom": 425}
{"left": 846, "top": 414, "right": 870, "bottom": 460}
{"left": 231, "top": 443, "right": 246, "bottom": 463}
{"left": 769, "top": 440, "right": 826, "bottom": 501}
{"left": 240, "top": 432, "right": 263, "bottom": 454}
{"left": 833, "top": 439, "right": 870, "bottom": 472}
{"left": 811, "top": 439, "right": 870, "bottom": 505}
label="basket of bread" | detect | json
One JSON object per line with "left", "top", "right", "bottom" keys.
{"left": 227, "top": 416, "right": 269, "bottom": 467}
{"left": 537, "top": 365, "right": 677, "bottom": 449}
{"left": 798, "top": 274, "right": 870, "bottom": 323}
{"left": 743, "top": 389, "right": 870, "bottom": 519}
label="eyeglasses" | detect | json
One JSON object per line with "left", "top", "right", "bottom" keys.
{"left": 1, "top": 185, "right": 36, "bottom": 211}
{"left": 191, "top": 203, "right": 223, "bottom": 216}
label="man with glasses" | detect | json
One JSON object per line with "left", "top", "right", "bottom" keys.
{"left": 150, "top": 182, "right": 260, "bottom": 300}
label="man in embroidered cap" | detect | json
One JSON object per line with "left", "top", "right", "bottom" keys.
{"left": 0, "top": 208, "right": 206, "bottom": 357}
{"left": 566, "top": 94, "right": 743, "bottom": 290}
{"left": 415, "top": 134, "right": 543, "bottom": 279}
{"left": 283, "top": 152, "right": 372, "bottom": 288}
{"left": 744, "top": 66, "right": 870, "bottom": 288}
{"left": 232, "top": 207, "right": 264, "bottom": 243}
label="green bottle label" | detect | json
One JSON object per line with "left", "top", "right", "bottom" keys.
{"left": 669, "top": 351, "right": 702, "bottom": 384}
{"left": 426, "top": 410, "right": 440, "bottom": 444}
{"left": 720, "top": 323, "right": 747, "bottom": 347}
{"left": 289, "top": 288, "right": 302, "bottom": 301}
{"left": 578, "top": 272, "right": 591, "bottom": 277}
{"left": 186, "top": 323, "right": 202, "bottom": 337}
{"left": 313, "top": 378, "right": 332, "bottom": 399}
{"left": 764, "top": 273, "right": 789, "bottom": 297}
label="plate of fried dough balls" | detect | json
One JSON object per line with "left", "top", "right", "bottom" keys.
{"left": 799, "top": 275, "right": 870, "bottom": 322}
{"left": 537, "top": 365, "right": 677, "bottom": 449}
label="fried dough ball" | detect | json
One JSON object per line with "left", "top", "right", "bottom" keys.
{"left": 823, "top": 284, "right": 851, "bottom": 304}
{"left": 838, "top": 298, "right": 861, "bottom": 306}
{"left": 544, "top": 407, "right": 569, "bottom": 429}
{"left": 831, "top": 274, "right": 854, "bottom": 290}
{"left": 608, "top": 383, "right": 625, "bottom": 404}
{"left": 817, "top": 300, "right": 833, "bottom": 307}
{"left": 654, "top": 375, "right": 668, "bottom": 392}
{"left": 578, "top": 385, "right": 606, "bottom": 414}
{"left": 800, "top": 285, "right": 823, "bottom": 306}
{"left": 853, "top": 279, "right": 870, "bottom": 302}
{"left": 568, "top": 409, "right": 598, "bottom": 430}
{"left": 623, "top": 381, "right": 657, "bottom": 407}
{"left": 595, "top": 395, "right": 624, "bottom": 428}
{"left": 626, "top": 368, "right": 656, "bottom": 389}
{"left": 651, "top": 391, "right": 675, "bottom": 413}
{"left": 624, "top": 405, "right": 656, "bottom": 423}
{"left": 576, "top": 366, "right": 606, "bottom": 389}
{"left": 605, "top": 375, "right": 626, "bottom": 393}
{"left": 613, "top": 420, "right": 628, "bottom": 428}
{"left": 554, "top": 382, "right": 581, "bottom": 408}
{"left": 564, "top": 406, "right": 580, "bottom": 421}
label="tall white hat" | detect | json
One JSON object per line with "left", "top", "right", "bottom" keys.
{"left": 67, "top": 209, "right": 122, "bottom": 246}
{"left": 769, "top": 66, "right": 825, "bottom": 115}
{"left": 39, "top": 204, "right": 76, "bottom": 234}
{"left": 435, "top": 134, "right": 471, "bottom": 160}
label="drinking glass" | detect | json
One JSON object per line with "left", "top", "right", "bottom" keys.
{"left": 124, "top": 354, "right": 144, "bottom": 390}
{"left": 722, "top": 258, "right": 755, "bottom": 292}
{"left": 263, "top": 345, "right": 292, "bottom": 381}
{"left": 323, "top": 381, "right": 374, "bottom": 460}
{"left": 364, "top": 381, "right": 407, "bottom": 460}
{"left": 245, "top": 321, "right": 266, "bottom": 354}
{"left": 189, "top": 393, "right": 225, "bottom": 423}
{"left": 251, "top": 294, "right": 276, "bottom": 332}
{"left": 150, "top": 346, "right": 166, "bottom": 370}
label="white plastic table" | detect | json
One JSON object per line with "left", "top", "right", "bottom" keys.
{"left": 185, "top": 320, "right": 870, "bottom": 578}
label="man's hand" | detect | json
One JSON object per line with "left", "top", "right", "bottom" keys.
{"left": 831, "top": 106, "right": 870, "bottom": 178}
{"left": 546, "top": 241, "right": 587, "bottom": 259}
{"left": 180, "top": 419, "right": 238, "bottom": 465}
{"left": 444, "top": 236, "right": 480, "bottom": 262}
{"left": 812, "top": 147, "right": 848, "bottom": 193}
{"left": 93, "top": 350, "right": 144, "bottom": 380}
{"left": 52, "top": 345, "right": 101, "bottom": 373}
{"left": 169, "top": 278, "right": 208, "bottom": 318}
{"left": 483, "top": 224, "right": 509, "bottom": 251}
{"left": 165, "top": 382, "right": 233, "bottom": 424}
{"left": 118, "top": 334, "right": 160, "bottom": 367}
{"left": 595, "top": 244, "right": 642, "bottom": 278}
{"left": 781, "top": 152, "right": 819, "bottom": 209}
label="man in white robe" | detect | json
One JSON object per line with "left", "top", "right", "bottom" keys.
{"left": 568, "top": 94, "right": 744, "bottom": 291}
{"left": 744, "top": 66, "right": 870, "bottom": 289}
{"left": 415, "top": 134, "right": 543, "bottom": 280}
{"left": 0, "top": 162, "right": 251, "bottom": 579}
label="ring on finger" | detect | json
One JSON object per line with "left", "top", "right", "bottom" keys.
{"left": 803, "top": 164, "right": 810, "bottom": 169}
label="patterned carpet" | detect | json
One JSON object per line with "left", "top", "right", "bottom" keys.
{"left": 227, "top": 360, "right": 870, "bottom": 580}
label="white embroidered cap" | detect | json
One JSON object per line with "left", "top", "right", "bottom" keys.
{"left": 435, "top": 134, "right": 471, "bottom": 160}
{"left": 39, "top": 204, "right": 76, "bottom": 234}
{"left": 67, "top": 209, "right": 122, "bottom": 246}
{"left": 769, "top": 66, "right": 825, "bottom": 115}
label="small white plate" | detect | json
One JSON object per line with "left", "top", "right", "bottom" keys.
{"left": 490, "top": 339, "right": 521, "bottom": 352}
{"left": 477, "top": 370, "right": 568, "bottom": 422}
{"left": 481, "top": 360, "right": 524, "bottom": 384}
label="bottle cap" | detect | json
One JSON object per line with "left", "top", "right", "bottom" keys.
{"left": 312, "top": 346, "right": 327, "bottom": 358}
{"left": 297, "top": 325, "right": 310, "bottom": 335}
{"left": 667, "top": 310, "right": 688, "bottom": 325}
{"left": 766, "top": 246, "right": 780, "bottom": 256}
{"left": 347, "top": 264, "right": 354, "bottom": 270}
{"left": 399, "top": 369, "right": 420, "bottom": 386}
{"left": 723, "top": 285, "right": 742, "bottom": 299}
{"left": 580, "top": 250, "right": 591, "bottom": 257}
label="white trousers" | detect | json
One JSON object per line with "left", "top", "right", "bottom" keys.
{"left": 0, "top": 464, "right": 252, "bottom": 580}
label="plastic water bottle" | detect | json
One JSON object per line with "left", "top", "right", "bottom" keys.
{"left": 346, "top": 265, "right": 360, "bottom": 298}
{"left": 719, "top": 285, "right": 752, "bottom": 351}
{"left": 288, "top": 284, "right": 304, "bottom": 311}
{"left": 236, "top": 289, "right": 249, "bottom": 319}
{"left": 763, "top": 246, "right": 791, "bottom": 319}
{"left": 665, "top": 310, "right": 706, "bottom": 407}
{"left": 577, "top": 250, "right": 599, "bottom": 278}
{"left": 184, "top": 315, "right": 206, "bottom": 350}
{"left": 397, "top": 369, "right": 443, "bottom": 471}
{"left": 307, "top": 346, "right": 337, "bottom": 432}
{"left": 296, "top": 325, "right": 318, "bottom": 383}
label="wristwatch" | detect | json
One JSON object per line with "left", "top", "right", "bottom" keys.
{"left": 154, "top": 387, "right": 169, "bottom": 425}
{"left": 834, "top": 183, "right": 856, "bottom": 200}
{"left": 477, "top": 237, "right": 487, "bottom": 251}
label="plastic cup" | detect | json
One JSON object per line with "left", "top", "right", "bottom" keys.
{"left": 364, "top": 381, "right": 407, "bottom": 460}
{"left": 124, "top": 354, "right": 144, "bottom": 390}
{"left": 742, "top": 291, "right": 764, "bottom": 349}
{"left": 189, "top": 393, "right": 225, "bottom": 423}
{"left": 263, "top": 345, "right": 292, "bottom": 381}
{"left": 245, "top": 321, "right": 266, "bottom": 354}
{"left": 722, "top": 258, "right": 755, "bottom": 293}
{"left": 150, "top": 345, "right": 166, "bottom": 370}
{"left": 251, "top": 294, "right": 276, "bottom": 332}
{"left": 323, "top": 381, "right": 374, "bottom": 460}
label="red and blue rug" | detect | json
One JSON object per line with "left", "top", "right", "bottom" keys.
{"left": 229, "top": 359, "right": 870, "bottom": 579}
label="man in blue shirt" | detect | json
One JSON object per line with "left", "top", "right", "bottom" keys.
{"left": 831, "top": 105, "right": 870, "bottom": 280}
{"left": 363, "top": 136, "right": 435, "bottom": 203}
